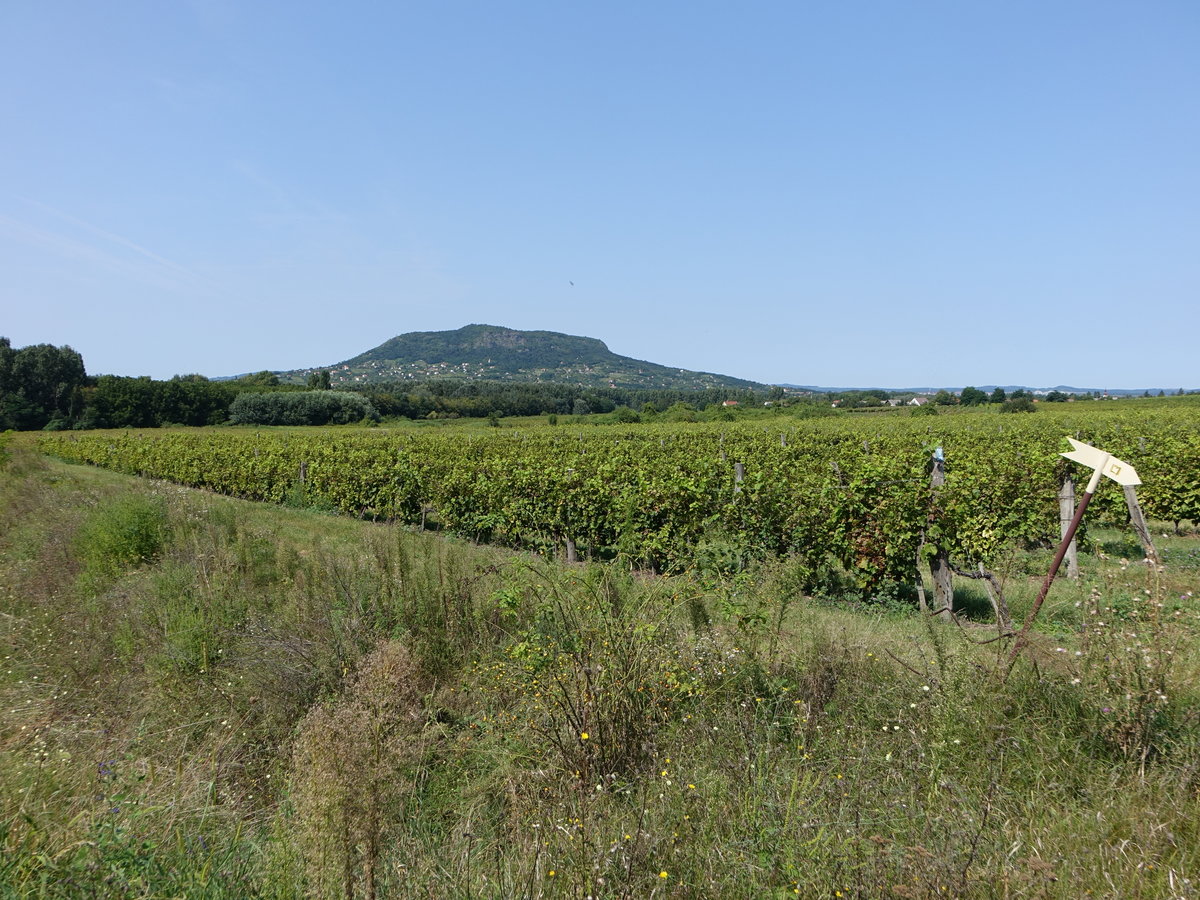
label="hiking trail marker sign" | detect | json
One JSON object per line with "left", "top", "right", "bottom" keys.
{"left": 1006, "top": 439, "right": 1142, "bottom": 673}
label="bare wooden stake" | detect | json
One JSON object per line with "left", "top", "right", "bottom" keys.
{"left": 1059, "top": 477, "right": 1080, "bottom": 579}
{"left": 914, "top": 549, "right": 929, "bottom": 614}
{"left": 734, "top": 461, "right": 745, "bottom": 494}
{"left": 1123, "top": 484, "right": 1161, "bottom": 567}
{"left": 928, "top": 449, "right": 953, "bottom": 622}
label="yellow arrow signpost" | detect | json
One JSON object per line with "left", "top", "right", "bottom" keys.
{"left": 1006, "top": 439, "right": 1142, "bottom": 675}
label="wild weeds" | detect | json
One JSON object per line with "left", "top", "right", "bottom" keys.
{"left": 286, "top": 641, "right": 432, "bottom": 900}
{"left": 74, "top": 493, "right": 169, "bottom": 592}
{"left": 1075, "top": 569, "right": 1197, "bottom": 763}
{"left": 3, "top": 447, "right": 1200, "bottom": 898}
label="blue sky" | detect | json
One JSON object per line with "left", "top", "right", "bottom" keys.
{"left": 2, "top": 1, "right": 1197, "bottom": 388}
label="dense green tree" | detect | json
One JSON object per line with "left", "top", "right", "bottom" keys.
{"left": 87, "top": 376, "right": 159, "bottom": 428}
{"left": 989, "top": 387, "right": 1007, "bottom": 403}
{"left": 0, "top": 337, "right": 13, "bottom": 392}
{"left": 306, "top": 369, "right": 332, "bottom": 390}
{"left": 228, "top": 391, "right": 378, "bottom": 426}
{"left": 80, "top": 375, "right": 234, "bottom": 428}
{"left": 1001, "top": 397, "right": 1037, "bottom": 413}
{"left": 830, "top": 389, "right": 890, "bottom": 409}
{"left": 353, "top": 380, "right": 765, "bottom": 420}
{"left": 235, "top": 371, "right": 281, "bottom": 387}
{"left": 933, "top": 390, "right": 956, "bottom": 406}
{"left": 959, "top": 386, "right": 988, "bottom": 406}
{"left": 664, "top": 402, "right": 697, "bottom": 423}
{"left": 0, "top": 338, "right": 87, "bottom": 430}
{"left": 159, "top": 377, "right": 234, "bottom": 426}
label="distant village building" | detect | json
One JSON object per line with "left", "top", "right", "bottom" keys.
{"left": 722, "top": 400, "right": 740, "bottom": 407}
{"left": 908, "top": 397, "right": 929, "bottom": 407}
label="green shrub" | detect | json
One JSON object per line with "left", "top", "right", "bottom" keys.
{"left": 793, "top": 403, "right": 838, "bottom": 419}
{"left": 228, "top": 391, "right": 379, "bottom": 426}
{"left": 663, "top": 401, "right": 697, "bottom": 422}
{"left": 75, "top": 494, "right": 169, "bottom": 587}
{"left": 1001, "top": 397, "right": 1037, "bottom": 413}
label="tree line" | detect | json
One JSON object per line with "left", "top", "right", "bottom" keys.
{"left": 0, "top": 339, "right": 783, "bottom": 430}
{"left": 352, "top": 380, "right": 773, "bottom": 419}
{"left": 0, "top": 337, "right": 293, "bottom": 430}
{"left": 11, "top": 337, "right": 1137, "bottom": 431}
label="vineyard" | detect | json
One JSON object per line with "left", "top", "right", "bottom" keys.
{"left": 39, "top": 407, "right": 1200, "bottom": 589}
{"left": 8, "top": 411, "right": 1200, "bottom": 896}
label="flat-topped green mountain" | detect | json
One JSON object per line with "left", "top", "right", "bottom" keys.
{"left": 284, "top": 325, "right": 767, "bottom": 391}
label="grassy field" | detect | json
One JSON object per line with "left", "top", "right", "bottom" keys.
{"left": 2, "top": 437, "right": 1199, "bottom": 898}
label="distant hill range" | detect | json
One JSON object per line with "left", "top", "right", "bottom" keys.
{"left": 281, "top": 325, "right": 768, "bottom": 391}
{"left": 779, "top": 384, "right": 1184, "bottom": 397}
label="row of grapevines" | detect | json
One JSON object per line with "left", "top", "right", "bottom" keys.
{"left": 39, "top": 408, "right": 1199, "bottom": 583}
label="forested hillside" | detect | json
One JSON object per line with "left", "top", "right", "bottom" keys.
{"left": 285, "top": 324, "right": 768, "bottom": 390}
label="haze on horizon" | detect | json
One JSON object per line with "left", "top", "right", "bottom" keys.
{"left": 2, "top": 2, "right": 1197, "bottom": 389}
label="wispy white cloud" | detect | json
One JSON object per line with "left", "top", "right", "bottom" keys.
{"left": 0, "top": 202, "right": 209, "bottom": 294}
{"left": 28, "top": 200, "right": 196, "bottom": 276}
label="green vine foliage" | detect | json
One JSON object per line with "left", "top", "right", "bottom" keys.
{"left": 40, "top": 409, "right": 1200, "bottom": 588}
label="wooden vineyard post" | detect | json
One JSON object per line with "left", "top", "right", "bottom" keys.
{"left": 1123, "top": 484, "right": 1161, "bottom": 567}
{"left": 734, "top": 461, "right": 745, "bottom": 494}
{"left": 928, "top": 447, "right": 953, "bottom": 622}
{"left": 1058, "top": 477, "right": 1080, "bottom": 579}
{"left": 1005, "top": 439, "right": 1143, "bottom": 679}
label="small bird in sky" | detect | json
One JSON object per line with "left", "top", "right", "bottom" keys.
{"left": 569, "top": 281, "right": 574, "bottom": 286}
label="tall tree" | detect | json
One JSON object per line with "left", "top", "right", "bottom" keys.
{"left": 0, "top": 339, "right": 86, "bottom": 429}
{"left": 306, "top": 369, "right": 332, "bottom": 390}
{"left": 960, "top": 386, "right": 988, "bottom": 406}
